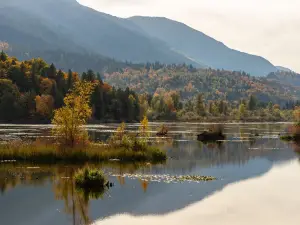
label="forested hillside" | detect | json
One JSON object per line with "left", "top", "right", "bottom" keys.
{"left": 104, "top": 65, "right": 300, "bottom": 105}
{"left": 0, "top": 51, "right": 140, "bottom": 122}
{"left": 0, "top": 51, "right": 298, "bottom": 123}
{"left": 267, "top": 70, "right": 300, "bottom": 87}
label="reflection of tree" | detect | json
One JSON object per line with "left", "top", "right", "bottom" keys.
{"left": 54, "top": 167, "right": 107, "bottom": 225}
{"left": 54, "top": 169, "right": 90, "bottom": 225}
{"left": 0, "top": 166, "right": 52, "bottom": 194}
{"left": 116, "top": 176, "right": 125, "bottom": 186}
{"left": 0, "top": 165, "right": 110, "bottom": 225}
{"left": 139, "top": 179, "right": 149, "bottom": 193}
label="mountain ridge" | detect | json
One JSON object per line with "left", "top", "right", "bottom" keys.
{"left": 0, "top": 0, "right": 278, "bottom": 76}
{"left": 129, "top": 16, "right": 277, "bottom": 76}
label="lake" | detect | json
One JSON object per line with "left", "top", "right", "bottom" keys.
{"left": 1, "top": 123, "right": 300, "bottom": 225}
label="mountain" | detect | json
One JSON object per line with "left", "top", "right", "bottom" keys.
{"left": 276, "top": 66, "right": 293, "bottom": 72}
{"left": 267, "top": 70, "right": 300, "bottom": 87}
{"left": 0, "top": 6, "right": 81, "bottom": 53}
{"left": 0, "top": 0, "right": 196, "bottom": 66}
{"left": 1, "top": 0, "right": 278, "bottom": 75}
{"left": 129, "top": 16, "right": 277, "bottom": 76}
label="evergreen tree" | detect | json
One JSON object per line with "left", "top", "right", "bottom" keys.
{"left": 96, "top": 72, "right": 103, "bottom": 83}
{"left": 56, "top": 70, "right": 66, "bottom": 95}
{"left": 83, "top": 70, "right": 96, "bottom": 82}
{"left": 30, "top": 63, "right": 39, "bottom": 94}
{"left": 48, "top": 63, "right": 56, "bottom": 79}
{"left": 51, "top": 82, "right": 64, "bottom": 108}
{"left": 196, "top": 94, "right": 205, "bottom": 116}
{"left": 219, "top": 100, "right": 224, "bottom": 114}
{"left": 248, "top": 95, "right": 257, "bottom": 111}
{"left": 67, "top": 69, "right": 73, "bottom": 91}
{"left": 0, "top": 51, "right": 7, "bottom": 62}
{"left": 92, "top": 84, "right": 105, "bottom": 120}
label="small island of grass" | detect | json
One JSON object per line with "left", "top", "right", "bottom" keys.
{"left": 0, "top": 81, "right": 166, "bottom": 164}
{"left": 75, "top": 167, "right": 108, "bottom": 189}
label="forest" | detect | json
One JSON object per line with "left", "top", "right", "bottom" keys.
{"left": 0, "top": 51, "right": 140, "bottom": 123}
{"left": 0, "top": 51, "right": 299, "bottom": 123}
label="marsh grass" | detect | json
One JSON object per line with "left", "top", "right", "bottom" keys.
{"left": 75, "top": 168, "right": 108, "bottom": 189}
{"left": 280, "top": 135, "right": 295, "bottom": 142}
{"left": 0, "top": 139, "right": 167, "bottom": 164}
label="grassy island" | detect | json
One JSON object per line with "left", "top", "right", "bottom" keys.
{"left": 0, "top": 141, "right": 166, "bottom": 164}
{"left": 0, "top": 81, "right": 166, "bottom": 164}
{"left": 75, "top": 168, "right": 108, "bottom": 189}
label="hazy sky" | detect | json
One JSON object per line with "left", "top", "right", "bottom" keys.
{"left": 78, "top": 0, "right": 300, "bottom": 72}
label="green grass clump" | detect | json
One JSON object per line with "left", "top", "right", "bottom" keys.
{"left": 75, "top": 168, "right": 108, "bottom": 189}
{"left": 280, "top": 135, "right": 295, "bottom": 141}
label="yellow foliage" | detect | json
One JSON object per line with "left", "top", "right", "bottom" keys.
{"left": 139, "top": 116, "right": 150, "bottom": 138}
{"left": 113, "top": 122, "right": 126, "bottom": 142}
{"left": 35, "top": 95, "right": 54, "bottom": 118}
{"left": 40, "top": 78, "right": 53, "bottom": 94}
{"left": 293, "top": 106, "right": 300, "bottom": 123}
{"left": 52, "top": 81, "right": 96, "bottom": 147}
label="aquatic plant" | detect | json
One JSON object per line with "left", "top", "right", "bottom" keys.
{"left": 280, "top": 135, "right": 295, "bottom": 142}
{"left": 75, "top": 168, "right": 108, "bottom": 189}
{"left": 111, "top": 173, "right": 216, "bottom": 184}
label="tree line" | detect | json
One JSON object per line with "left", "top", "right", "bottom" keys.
{"left": 0, "top": 51, "right": 297, "bottom": 123}
{"left": 0, "top": 51, "right": 139, "bottom": 122}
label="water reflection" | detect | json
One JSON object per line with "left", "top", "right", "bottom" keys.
{"left": 95, "top": 160, "right": 300, "bottom": 225}
{"left": 0, "top": 123, "right": 299, "bottom": 225}
{"left": 0, "top": 165, "right": 111, "bottom": 225}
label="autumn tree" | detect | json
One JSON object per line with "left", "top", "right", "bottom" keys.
{"left": 139, "top": 116, "right": 150, "bottom": 139}
{"left": 239, "top": 103, "right": 246, "bottom": 119}
{"left": 293, "top": 106, "right": 300, "bottom": 126}
{"left": 35, "top": 95, "right": 55, "bottom": 119}
{"left": 196, "top": 93, "right": 206, "bottom": 116}
{"left": 52, "top": 81, "right": 96, "bottom": 147}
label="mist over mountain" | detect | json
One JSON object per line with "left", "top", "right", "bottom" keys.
{"left": 0, "top": 0, "right": 278, "bottom": 76}
{"left": 129, "top": 16, "right": 277, "bottom": 76}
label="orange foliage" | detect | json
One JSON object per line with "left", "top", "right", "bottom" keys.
{"left": 35, "top": 95, "right": 54, "bottom": 118}
{"left": 40, "top": 78, "right": 53, "bottom": 95}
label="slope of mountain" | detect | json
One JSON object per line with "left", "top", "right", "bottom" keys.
{"left": 267, "top": 71, "right": 300, "bottom": 87}
{"left": 129, "top": 16, "right": 277, "bottom": 76}
{"left": 0, "top": 6, "right": 81, "bottom": 53}
{"left": 276, "top": 66, "right": 293, "bottom": 72}
{"left": 1, "top": 0, "right": 279, "bottom": 75}
{"left": 0, "top": 0, "right": 196, "bottom": 66}
{"left": 104, "top": 65, "right": 300, "bottom": 104}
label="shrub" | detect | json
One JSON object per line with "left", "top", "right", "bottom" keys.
{"left": 74, "top": 168, "right": 108, "bottom": 189}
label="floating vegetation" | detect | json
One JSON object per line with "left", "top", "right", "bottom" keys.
{"left": 111, "top": 173, "right": 216, "bottom": 184}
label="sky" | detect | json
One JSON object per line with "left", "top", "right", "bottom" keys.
{"left": 77, "top": 0, "right": 300, "bottom": 72}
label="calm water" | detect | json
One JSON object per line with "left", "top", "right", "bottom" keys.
{"left": 0, "top": 123, "right": 300, "bottom": 225}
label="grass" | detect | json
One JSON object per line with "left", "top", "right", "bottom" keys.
{"left": 0, "top": 140, "right": 167, "bottom": 164}
{"left": 75, "top": 167, "right": 108, "bottom": 189}
{"left": 280, "top": 135, "right": 295, "bottom": 142}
